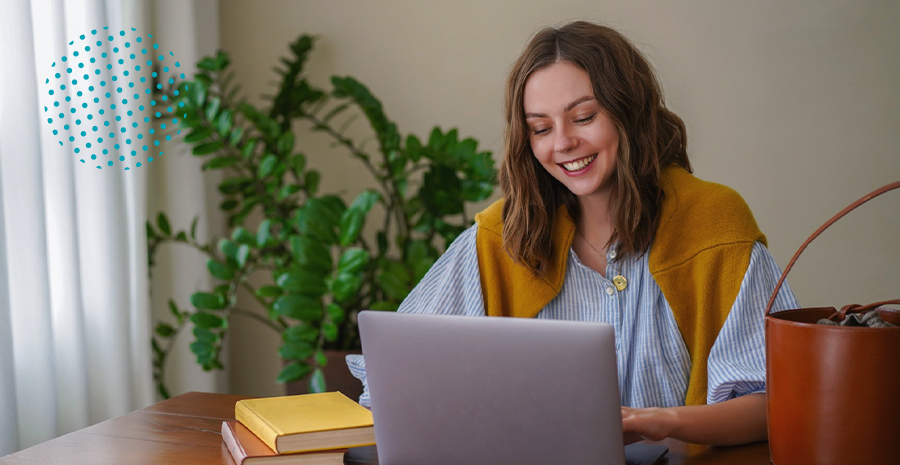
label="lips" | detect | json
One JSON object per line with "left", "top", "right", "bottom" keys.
{"left": 560, "top": 154, "right": 597, "bottom": 172}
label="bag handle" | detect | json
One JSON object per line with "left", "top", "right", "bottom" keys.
{"left": 764, "top": 180, "right": 900, "bottom": 315}
{"left": 832, "top": 300, "right": 900, "bottom": 322}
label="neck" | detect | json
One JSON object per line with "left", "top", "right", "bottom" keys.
{"left": 576, "top": 189, "right": 614, "bottom": 249}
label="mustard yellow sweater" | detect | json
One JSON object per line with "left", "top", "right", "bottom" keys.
{"left": 473, "top": 166, "right": 765, "bottom": 406}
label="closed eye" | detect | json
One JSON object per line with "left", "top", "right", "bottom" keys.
{"left": 575, "top": 114, "right": 596, "bottom": 124}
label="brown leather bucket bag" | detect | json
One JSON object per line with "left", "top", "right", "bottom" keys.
{"left": 765, "top": 181, "right": 900, "bottom": 465}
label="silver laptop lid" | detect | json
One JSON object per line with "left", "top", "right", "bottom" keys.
{"left": 359, "top": 311, "right": 626, "bottom": 465}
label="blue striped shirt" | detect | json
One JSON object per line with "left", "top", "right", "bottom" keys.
{"left": 347, "top": 223, "right": 798, "bottom": 408}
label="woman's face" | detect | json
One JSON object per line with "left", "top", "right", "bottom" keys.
{"left": 523, "top": 61, "right": 619, "bottom": 201}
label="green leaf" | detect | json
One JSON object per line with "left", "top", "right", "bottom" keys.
{"left": 216, "top": 109, "right": 233, "bottom": 135}
{"left": 258, "top": 153, "right": 278, "bottom": 178}
{"left": 231, "top": 227, "right": 255, "bottom": 245}
{"left": 304, "top": 170, "right": 320, "bottom": 195}
{"left": 309, "top": 368, "right": 326, "bottom": 393}
{"left": 279, "top": 340, "right": 314, "bottom": 360}
{"left": 228, "top": 125, "right": 243, "bottom": 146}
{"left": 273, "top": 294, "right": 323, "bottom": 321}
{"left": 277, "top": 361, "right": 311, "bottom": 384}
{"left": 218, "top": 177, "right": 252, "bottom": 195}
{"left": 190, "top": 312, "right": 225, "bottom": 328}
{"left": 205, "top": 97, "right": 221, "bottom": 121}
{"left": 277, "top": 269, "right": 328, "bottom": 298}
{"left": 203, "top": 156, "right": 240, "bottom": 170}
{"left": 289, "top": 235, "right": 332, "bottom": 274}
{"left": 152, "top": 338, "right": 164, "bottom": 356}
{"left": 315, "top": 350, "right": 328, "bottom": 367}
{"left": 207, "top": 259, "right": 235, "bottom": 280}
{"left": 405, "top": 134, "right": 423, "bottom": 162}
{"left": 218, "top": 239, "right": 238, "bottom": 263}
{"left": 191, "top": 79, "right": 208, "bottom": 107}
{"left": 256, "top": 220, "right": 272, "bottom": 247}
{"left": 184, "top": 127, "right": 213, "bottom": 143}
{"left": 277, "top": 184, "right": 301, "bottom": 200}
{"left": 190, "top": 340, "right": 214, "bottom": 358}
{"left": 461, "top": 179, "right": 494, "bottom": 202}
{"left": 145, "top": 221, "right": 157, "bottom": 240}
{"left": 277, "top": 132, "right": 295, "bottom": 155}
{"left": 406, "top": 240, "right": 436, "bottom": 283}
{"left": 331, "top": 271, "right": 363, "bottom": 302}
{"left": 290, "top": 153, "right": 306, "bottom": 177}
{"left": 369, "top": 300, "right": 399, "bottom": 312}
{"left": 241, "top": 139, "right": 257, "bottom": 159}
{"left": 421, "top": 166, "right": 463, "bottom": 216}
{"left": 377, "top": 261, "right": 412, "bottom": 301}
{"left": 322, "top": 322, "right": 338, "bottom": 342}
{"left": 326, "top": 303, "right": 345, "bottom": 324}
{"left": 338, "top": 190, "right": 380, "bottom": 246}
{"left": 190, "top": 292, "right": 226, "bottom": 310}
{"left": 197, "top": 57, "right": 219, "bottom": 72}
{"left": 256, "top": 285, "right": 283, "bottom": 298}
{"left": 168, "top": 299, "right": 183, "bottom": 322}
{"left": 220, "top": 199, "right": 238, "bottom": 211}
{"left": 237, "top": 244, "right": 250, "bottom": 267}
{"left": 193, "top": 326, "right": 219, "bottom": 344}
{"left": 155, "top": 323, "right": 175, "bottom": 337}
{"left": 157, "top": 213, "right": 171, "bottom": 236}
{"left": 283, "top": 324, "right": 319, "bottom": 343}
{"left": 190, "top": 216, "right": 199, "bottom": 240}
{"left": 158, "top": 383, "right": 170, "bottom": 400}
{"left": 376, "top": 231, "right": 388, "bottom": 256}
{"left": 337, "top": 248, "right": 370, "bottom": 275}
{"left": 296, "top": 196, "right": 345, "bottom": 244}
{"left": 330, "top": 76, "right": 400, "bottom": 153}
{"left": 192, "top": 140, "right": 224, "bottom": 156}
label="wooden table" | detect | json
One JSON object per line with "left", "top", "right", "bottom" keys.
{"left": 0, "top": 392, "right": 772, "bottom": 464}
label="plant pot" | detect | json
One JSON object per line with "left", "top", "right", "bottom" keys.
{"left": 285, "top": 350, "right": 364, "bottom": 402}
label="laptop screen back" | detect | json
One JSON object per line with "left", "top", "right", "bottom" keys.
{"left": 359, "top": 311, "right": 626, "bottom": 465}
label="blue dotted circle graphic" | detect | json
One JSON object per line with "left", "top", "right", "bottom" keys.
{"left": 41, "top": 27, "right": 186, "bottom": 170}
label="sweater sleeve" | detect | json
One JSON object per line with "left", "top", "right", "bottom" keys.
{"left": 705, "top": 242, "right": 799, "bottom": 404}
{"left": 345, "top": 224, "right": 485, "bottom": 406}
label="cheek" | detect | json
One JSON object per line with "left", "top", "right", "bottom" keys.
{"left": 529, "top": 137, "right": 551, "bottom": 163}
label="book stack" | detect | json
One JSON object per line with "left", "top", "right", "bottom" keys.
{"left": 222, "top": 392, "right": 376, "bottom": 465}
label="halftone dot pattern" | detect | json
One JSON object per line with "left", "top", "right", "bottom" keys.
{"left": 41, "top": 27, "right": 185, "bottom": 170}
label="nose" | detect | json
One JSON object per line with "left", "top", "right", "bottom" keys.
{"left": 553, "top": 123, "right": 578, "bottom": 153}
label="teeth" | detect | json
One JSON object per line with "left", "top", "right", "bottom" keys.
{"left": 562, "top": 154, "right": 597, "bottom": 171}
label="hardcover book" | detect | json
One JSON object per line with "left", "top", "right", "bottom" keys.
{"left": 222, "top": 420, "right": 347, "bottom": 465}
{"left": 234, "top": 392, "right": 375, "bottom": 454}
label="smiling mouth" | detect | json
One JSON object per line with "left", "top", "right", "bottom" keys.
{"left": 560, "top": 154, "right": 597, "bottom": 172}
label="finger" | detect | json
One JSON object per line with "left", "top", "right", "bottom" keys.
{"left": 623, "top": 431, "right": 644, "bottom": 445}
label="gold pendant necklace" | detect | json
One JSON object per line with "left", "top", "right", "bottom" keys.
{"left": 576, "top": 228, "right": 628, "bottom": 291}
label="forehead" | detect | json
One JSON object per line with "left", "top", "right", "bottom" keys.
{"left": 523, "top": 61, "right": 594, "bottom": 112}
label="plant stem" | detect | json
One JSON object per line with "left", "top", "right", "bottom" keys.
{"left": 231, "top": 308, "right": 283, "bottom": 332}
{"left": 302, "top": 113, "right": 381, "bottom": 181}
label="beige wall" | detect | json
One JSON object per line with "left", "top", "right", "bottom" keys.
{"left": 219, "top": 0, "right": 900, "bottom": 397}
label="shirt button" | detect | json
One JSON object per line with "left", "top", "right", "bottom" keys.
{"left": 609, "top": 249, "right": 617, "bottom": 259}
{"left": 606, "top": 286, "right": 615, "bottom": 296}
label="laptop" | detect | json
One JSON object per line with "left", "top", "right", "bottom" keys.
{"left": 355, "top": 311, "right": 668, "bottom": 465}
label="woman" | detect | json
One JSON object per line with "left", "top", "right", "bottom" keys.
{"left": 347, "top": 21, "right": 797, "bottom": 446}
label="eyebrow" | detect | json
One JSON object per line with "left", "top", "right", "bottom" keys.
{"left": 524, "top": 95, "right": 596, "bottom": 119}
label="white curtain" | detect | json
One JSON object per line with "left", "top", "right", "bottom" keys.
{"left": 0, "top": 0, "right": 222, "bottom": 455}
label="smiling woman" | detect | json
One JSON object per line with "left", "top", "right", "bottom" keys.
{"left": 347, "top": 20, "right": 800, "bottom": 448}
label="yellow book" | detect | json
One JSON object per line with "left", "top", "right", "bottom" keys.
{"left": 235, "top": 392, "right": 375, "bottom": 454}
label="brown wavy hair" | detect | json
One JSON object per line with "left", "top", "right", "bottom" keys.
{"left": 497, "top": 21, "right": 692, "bottom": 276}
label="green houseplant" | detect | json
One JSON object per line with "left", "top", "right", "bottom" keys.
{"left": 147, "top": 35, "right": 497, "bottom": 398}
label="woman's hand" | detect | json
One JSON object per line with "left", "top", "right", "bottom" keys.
{"left": 620, "top": 393, "right": 767, "bottom": 446}
{"left": 621, "top": 406, "right": 678, "bottom": 443}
